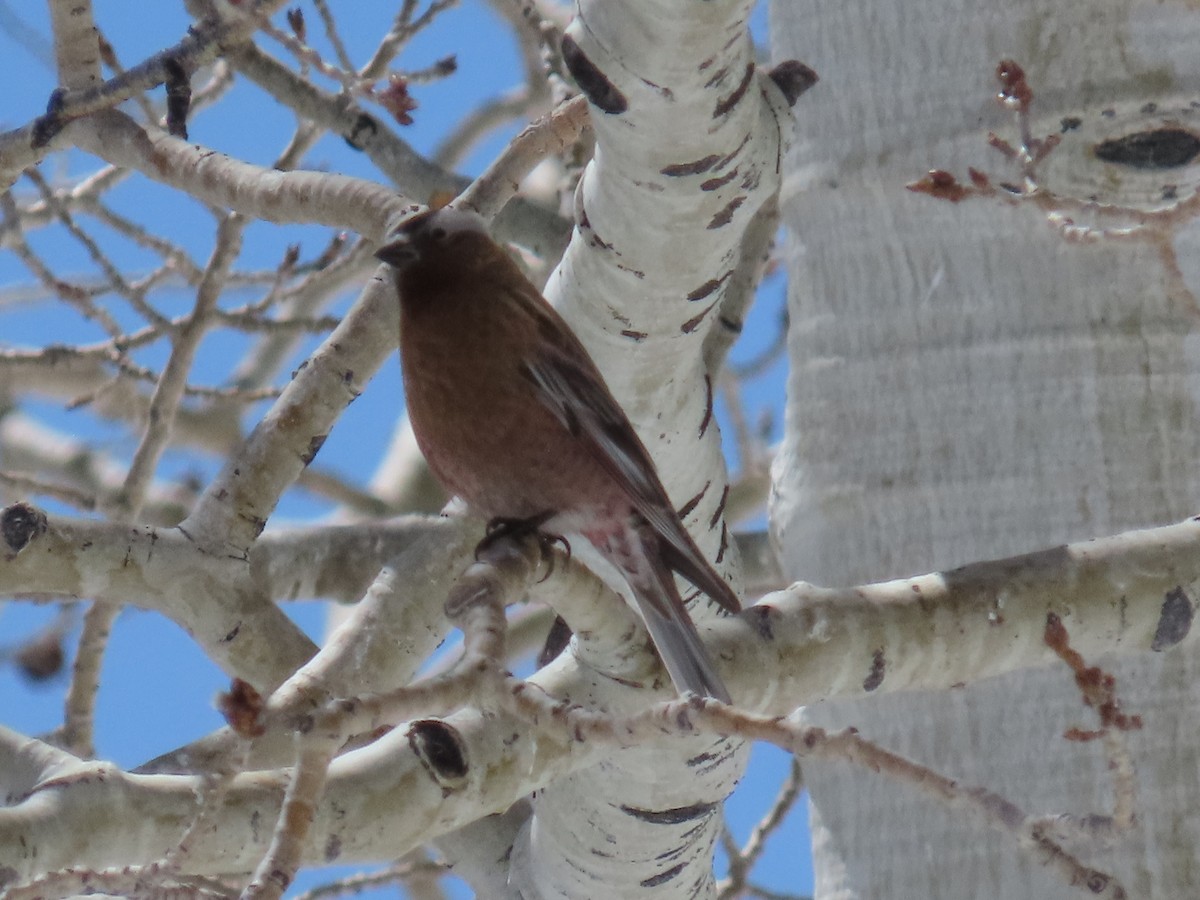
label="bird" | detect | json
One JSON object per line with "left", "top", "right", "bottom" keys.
{"left": 375, "top": 206, "right": 740, "bottom": 702}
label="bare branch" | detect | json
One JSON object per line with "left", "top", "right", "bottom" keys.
{"left": 59, "top": 601, "right": 118, "bottom": 759}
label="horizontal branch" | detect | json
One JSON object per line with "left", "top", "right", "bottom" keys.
{"left": 721, "top": 515, "right": 1200, "bottom": 709}
{"left": 0, "top": 505, "right": 473, "bottom": 694}
{"left": 0, "top": 505, "right": 455, "bottom": 607}
{"left": 3, "top": 514, "right": 1194, "bottom": 880}
{"left": 69, "top": 111, "right": 415, "bottom": 240}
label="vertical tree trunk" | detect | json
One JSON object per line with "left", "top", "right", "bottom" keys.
{"left": 770, "top": 0, "right": 1200, "bottom": 895}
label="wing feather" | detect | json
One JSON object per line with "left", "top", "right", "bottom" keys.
{"left": 511, "top": 285, "right": 740, "bottom": 614}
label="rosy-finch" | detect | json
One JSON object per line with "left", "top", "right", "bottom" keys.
{"left": 376, "top": 206, "right": 740, "bottom": 701}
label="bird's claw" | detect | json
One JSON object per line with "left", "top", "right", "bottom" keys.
{"left": 476, "top": 511, "right": 554, "bottom": 561}
{"left": 535, "top": 532, "right": 571, "bottom": 583}
{"left": 474, "top": 513, "right": 569, "bottom": 584}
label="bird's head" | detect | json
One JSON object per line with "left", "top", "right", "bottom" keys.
{"left": 374, "top": 206, "right": 491, "bottom": 271}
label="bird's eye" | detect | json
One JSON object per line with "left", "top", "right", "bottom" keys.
{"left": 429, "top": 227, "right": 448, "bottom": 240}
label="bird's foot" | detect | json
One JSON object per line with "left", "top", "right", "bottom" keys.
{"left": 476, "top": 513, "right": 570, "bottom": 582}
{"left": 478, "top": 512, "right": 554, "bottom": 555}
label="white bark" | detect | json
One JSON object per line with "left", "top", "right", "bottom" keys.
{"left": 485, "top": 0, "right": 795, "bottom": 890}
{"left": 771, "top": 0, "right": 1200, "bottom": 896}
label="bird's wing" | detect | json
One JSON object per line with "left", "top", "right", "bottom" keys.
{"left": 512, "top": 286, "right": 741, "bottom": 614}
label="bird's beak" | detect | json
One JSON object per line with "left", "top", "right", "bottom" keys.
{"left": 375, "top": 237, "right": 417, "bottom": 268}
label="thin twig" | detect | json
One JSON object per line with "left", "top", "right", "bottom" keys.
{"left": 0, "top": 470, "right": 98, "bottom": 511}
{"left": 358, "top": 0, "right": 460, "bottom": 79}
{"left": 1, "top": 188, "right": 125, "bottom": 339}
{"left": 111, "top": 213, "right": 246, "bottom": 518}
{"left": 312, "top": 0, "right": 355, "bottom": 73}
{"left": 292, "top": 858, "right": 449, "bottom": 900}
{"left": 24, "top": 166, "right": 172, "bottom": 329}
{"left": 456, "top": 93, "right": 589, "bottom": 221}
{"left": 58, "top": 600, "right": 119, "bottom": 759}
{"left": 95, "top": 26, "right": 160, "bottom": 124}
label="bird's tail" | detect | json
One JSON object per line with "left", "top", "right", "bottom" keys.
{"left": 625, "top": 540, "right": 732, "bottom": 703}
{"left": 637, "top": 589, "right": 732, "bottom": 703}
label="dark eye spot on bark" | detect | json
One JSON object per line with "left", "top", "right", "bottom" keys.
{"left": 163, "top": 57, "right": 192, "bottom": 140}
{"left": 409, "top": 719, "right": 469, "bottom": 790}
{"left": 1152, "top": 586, "right": 1194, "bottom": 651}
{"left": 863, "top": 648, "right": 885, "bottom": 691}
{"left": 2, "top": 502, "right": 47, "bottom": 554}
{"left": 767, "top": 60, "right": 819, "bottom": 107}
{"left": 561, "top": 34, "right": 627, "bottom": 115}
{"left": 1094, "top": 128, "right": 1200, "bottom": 170}
{"left": 344, "top": 113, "right": 379, "bottom": 150}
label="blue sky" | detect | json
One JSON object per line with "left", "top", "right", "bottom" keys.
{"left": 0, "top": 2, "right": 808, "bottom": 896}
